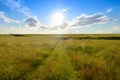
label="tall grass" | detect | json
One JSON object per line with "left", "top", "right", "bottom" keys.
{"left": 65, "top": 39, "right": 120, "bottom": 80}
{"left": 0, "top": 34, "right": 120, "bottom": 80}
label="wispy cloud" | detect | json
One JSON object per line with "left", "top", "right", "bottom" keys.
{"left": 62, "top": 7, "right": 70, "bottom": 12}
{"left": 2, "top": 0, "right": 31, "bottom": 16}
{"left": 106, "top": 8, "right": 113, "bottom": 13}
{"left": 69, "top": 13, "right": 112, "bottom": 28}
{"left": 0, "top": 11, "right": 19, "bottom": 23}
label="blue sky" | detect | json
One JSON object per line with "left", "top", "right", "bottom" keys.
{"left": 0, "top": 0, "right": 120, "bottom": 34}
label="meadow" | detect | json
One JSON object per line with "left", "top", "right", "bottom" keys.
{"left": 0, "top": 34, "right": 120, "bottom": 80}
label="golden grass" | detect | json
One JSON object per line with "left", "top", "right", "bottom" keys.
{"left": 0, "top": 34, "right": 120, "bottom": 80}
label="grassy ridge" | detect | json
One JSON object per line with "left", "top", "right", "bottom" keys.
{"left": 0, "top": 34, "right": 120, "bottom": 80}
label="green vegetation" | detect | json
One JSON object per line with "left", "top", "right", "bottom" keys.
{"left": 0, "top": 34, "right": 120, "bottom": 80}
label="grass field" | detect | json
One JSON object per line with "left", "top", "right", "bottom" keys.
{"left": 0, "top": 34, "right": 120, "bottom": 80}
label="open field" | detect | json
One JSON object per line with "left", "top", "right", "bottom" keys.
{"left": 0, "top": 34, "right": 120, "bottom": 80}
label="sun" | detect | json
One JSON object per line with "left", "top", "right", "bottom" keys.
{"left": 50, "top": 11, "right": 65, "bottom": 26}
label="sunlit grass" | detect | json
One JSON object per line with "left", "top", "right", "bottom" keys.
{"left": 0, "top": 34, "right": 120, "bottom": 80}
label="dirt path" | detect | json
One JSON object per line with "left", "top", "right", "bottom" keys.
{"left": 24, "top": 39, "right": 77, "bottom": 80}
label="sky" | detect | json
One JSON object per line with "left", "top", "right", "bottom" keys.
{"left": 0, "top": 0, "right": 120, "bottom": 34}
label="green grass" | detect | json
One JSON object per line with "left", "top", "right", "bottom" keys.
{"left": 0, "top": 34, "right": 120, "bottom": 80}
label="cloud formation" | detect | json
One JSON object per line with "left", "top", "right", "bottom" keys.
{"left": 2, "top": 0, "right": 31, "bottom": 16}
{"left": 69, "top": 13, "right": 112, "bottom": 27}
{"left": 38, "top": 13, "right": 112, "bottom": 30}
{"left": 46, "top": 22, "right": 68, "bottom": 30}
{"left": 0, "top": 11, "right": 113, "bottom": 31}
{"left": 0, "top": 10, "right": 114, "bottom": 34}
{"left": 62, "top": 7, "right": 70, "bottom": 12}
{"left": 0, "top": 11, "right": 19, "bottom": 23}
{"left": 24, "top": 17, "right": 40, "bottom": 27}
{"left": 106, "top": 8, "right": 113, "bottom": 13}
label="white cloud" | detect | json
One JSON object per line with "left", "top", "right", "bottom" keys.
{"left": 62, "top": 7, "right": 70, "bottom": 12}
{"left": 38, "top": 13, "right": 113, "bottom": 31}
{"left": 39, "top": 13, "right": 112, "bottom": 30}
{"left": 0, "top": 11, "right": 19, "bottom": 23}
{"left": 2, "top": 0, "right": 31, "bottom": 16}
{"left": 0, "top": 11, "right": 114, "bottom": 34}
{"left": 106, "top": 8, "right": 113, "bottom": 13}
{"left": 69, "top": 13, "right": 112, "bottom": 27}
{"left": 44, "top": 22, "right": 68, "bottom": 30}
{"left": 24, "top": 17, "right": 40, "bottom": 27}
